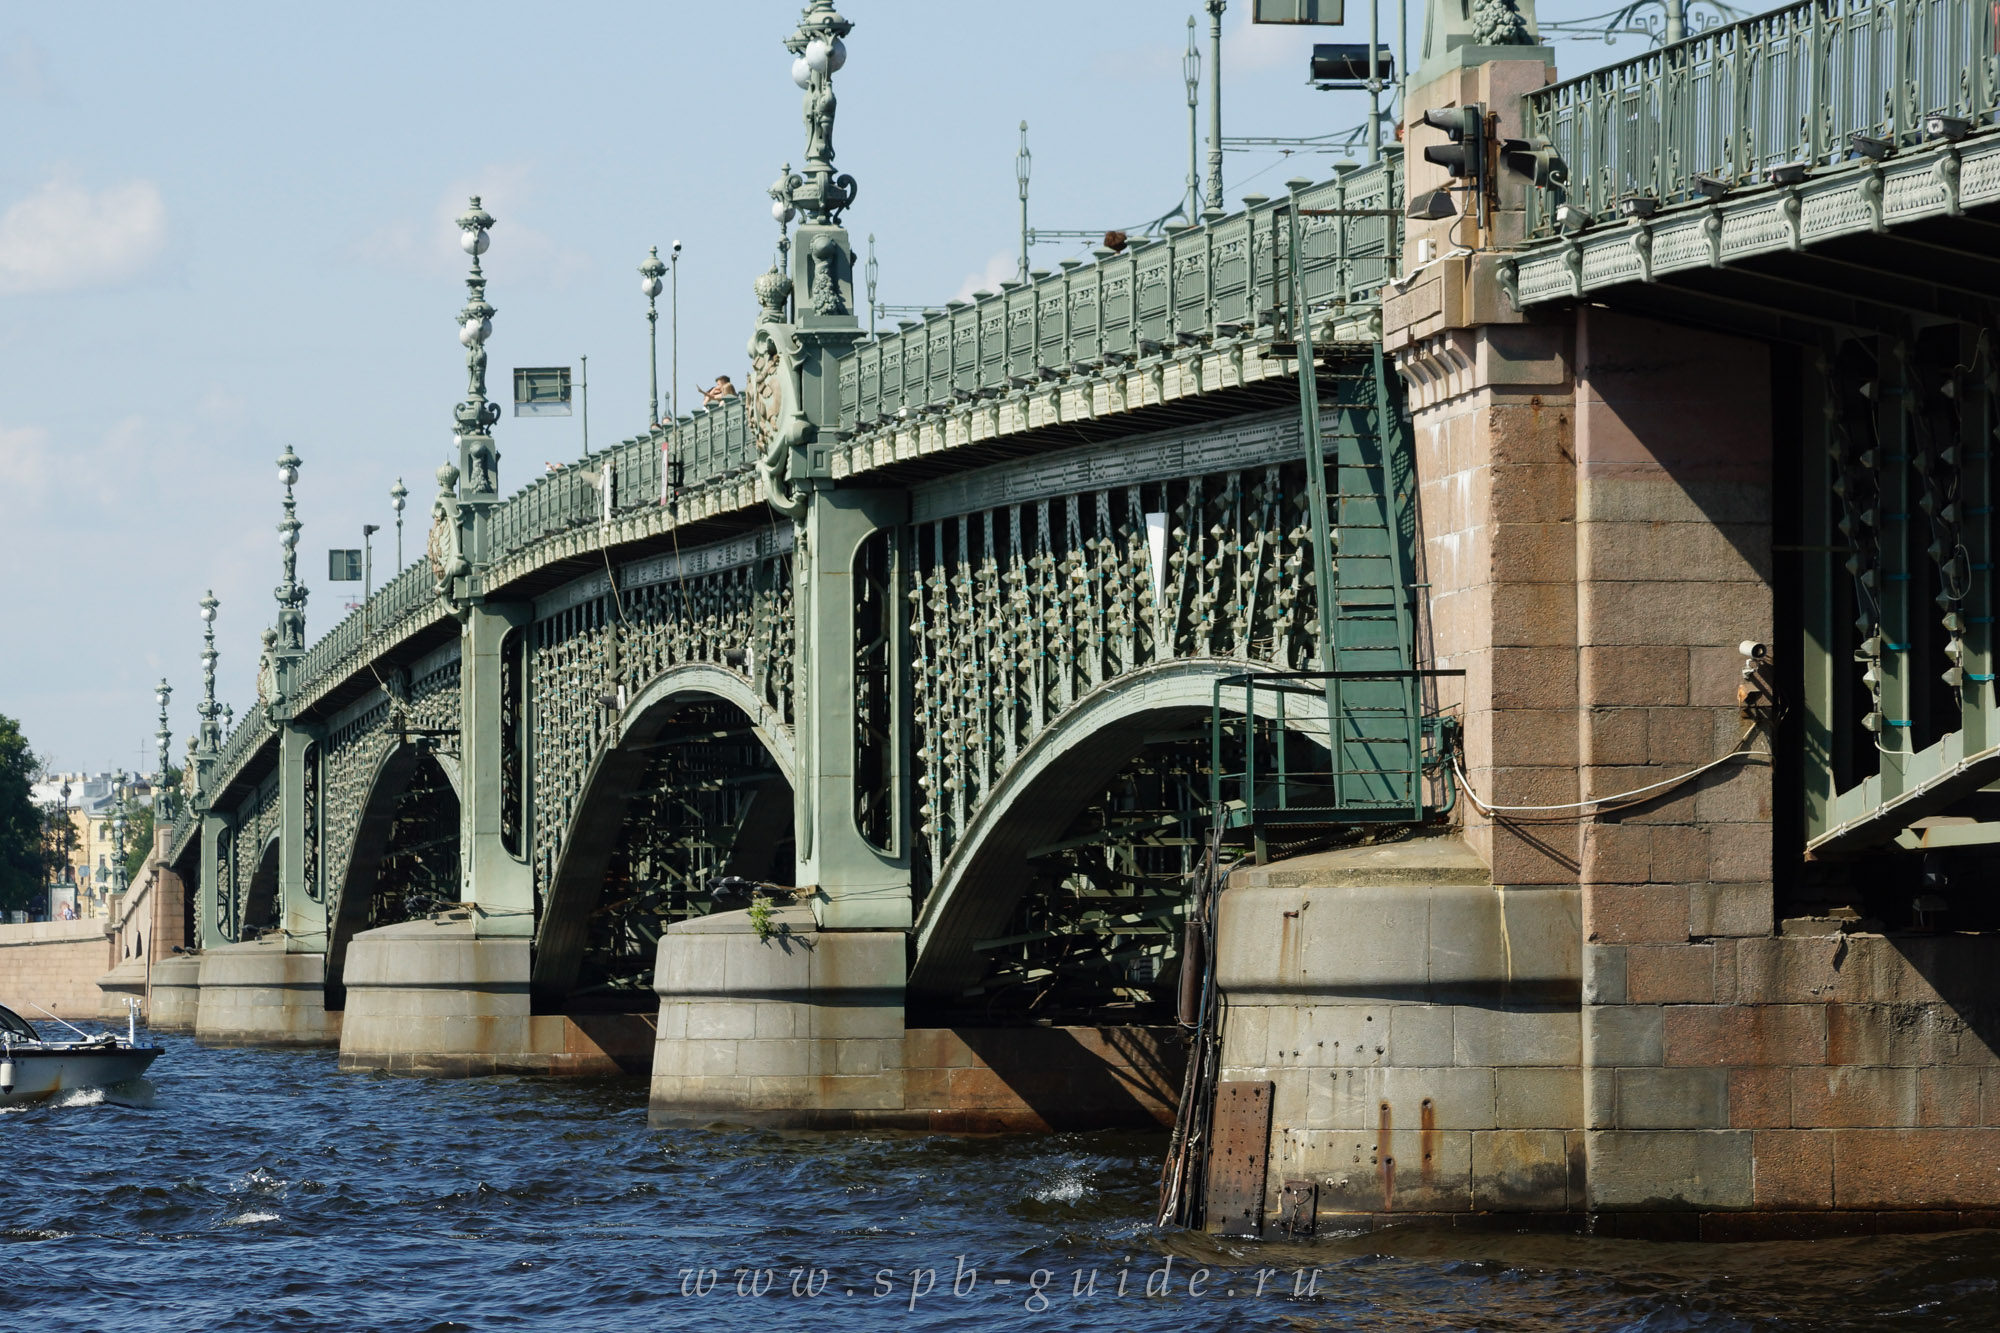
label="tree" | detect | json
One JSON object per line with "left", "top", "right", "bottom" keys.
{"left": 0, "top": 714, "right": 47, "bottom": 914}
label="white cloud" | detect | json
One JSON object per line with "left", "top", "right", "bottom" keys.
{"left": 0, "top": 178, "right": 166, "bottom": 295}
{"left": 953, "top": 251, "right": 1018, "bottom": 304}
{"left": 0, "top": 422, "right": 52, "bottom": 494}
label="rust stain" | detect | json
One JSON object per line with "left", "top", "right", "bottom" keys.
{"left": 1378, "top": 1100, "right": 1395, "bottom": 1210}
{"left": 1420, "top": 1097, "right": 1437, "bottom": 1189}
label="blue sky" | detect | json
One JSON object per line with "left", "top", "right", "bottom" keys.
{"left": 0, "top": 1, "right": 1657, "bottom": 773}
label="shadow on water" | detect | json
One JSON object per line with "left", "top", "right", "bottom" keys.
{"left": 6, "top": 1037, "right": 2000, "bottom": 1332}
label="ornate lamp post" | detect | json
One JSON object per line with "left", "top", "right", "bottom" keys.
{"left": 197, "top": 591, "right": 222, "bottom": 758}
{"left": 640, "top": 246, "right": 666, "bottom": 425}
{"left": 783, "top": 2, "right": 856, "bottom": 228}
{"left": 390, "top": 478, "right": 408, "bottom": 571}
{"left": 670, "top": 239, "right": 682, "bottom": 427}
{"left": 1204, "top": 1, "right": 1225, "bottom": 214}
{"left": 1184, "top": 16, "right": 1200, "bottom": 223}
{"left": 154, "top": 680, "right": 172, "bottom": 821}
{"left": 865, "top": 233, "right": 878, "bottom": 336}
{"left": 111, "top": 772, "right": 129, "bottom": 902}
{"left": 273, "top": 444, "right": 307, "bottom": 657}
{"left": 453, "top": 197, "right": 500, "bottom": 498}
{"left": 1016, "top": 120, "right": 1032, "bottom": 283}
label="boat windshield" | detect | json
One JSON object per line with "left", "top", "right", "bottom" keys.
{"left": 0, "top": 1005, "right": 40, "bottom": 1041}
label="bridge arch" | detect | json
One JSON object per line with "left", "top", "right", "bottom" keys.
{"left": 531, "top": 662, "right": 797, "bottom": 1008}
{"left": 242, "top": 831, "right": 280, "bottom": 938}
{"left": 909, "top": 658, "right": 1314, "bottom": 1005}
{"left": 323, "top": 739, "right": 463, "bottom": 1008}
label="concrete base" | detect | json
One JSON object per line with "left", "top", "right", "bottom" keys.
{"left": 649, "top": 905, "right": 1186, "bottom": 1129}
{"left": 96, "top": 959, "right": 146, "bottom": 1022}
{"left": 194, "top": 937, "right": 338, "bottom": 1047}
{"left": 338, "top": 917, "right": 651, "bottom": 1076}
{"left": 148, "top": 954, "right": 202, "bottom": 1031}
{"left": 1217, "top": 837, "right": 1584, "bottom": 1225}
{"left": 650, "top": 905, "right": 906, "bottom": 1126}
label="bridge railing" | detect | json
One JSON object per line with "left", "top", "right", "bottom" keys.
{"left": 839, "top": 156, "right": 1402, "bottom": 428}
{"left": 1525, "top": 0, "right": 2000, "bottom": 237}
{"left": 299, "top": 558, "right": 439, "bottom": 693}
{"left": 203, "top": 710, "right": 275, "bottom": 801}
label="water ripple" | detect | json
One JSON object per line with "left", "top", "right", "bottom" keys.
{"left": 11, "top": 1036, "right": 2000, "bottom": 1331}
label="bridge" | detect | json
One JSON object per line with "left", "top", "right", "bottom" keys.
{"left": 126, "top": 0, "right": 2000, "bottom": 1234}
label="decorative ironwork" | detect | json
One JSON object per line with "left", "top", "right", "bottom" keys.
{"left": 302, "top": 739, "right": 320, "bottom": 904}
{"left": 1523, "top": 0, "right": 2000, "bottom": 236}
{"left": 454, "top": 198, "right": 501, "bottom": 498}
{"left": 529, "top": 544, "right": 795, "bottom": 907}
{"left": 783, "top": 2, "right": 857, "bottom": 226}
{"left": 907, "top": 461, "right": 1321, "bottom": 882}
{"left": 576, "top": 700, "right": 792, "bottom": 1004}
{"left": 320, "top": 649, "right": 462, "bottom": 920}
{"left": 274, "top": 446, "right": 307, "bottom": 657}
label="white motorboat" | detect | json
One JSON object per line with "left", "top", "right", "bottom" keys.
{"left": 0, "top": 1002, "right": 161, "bottom": 1107}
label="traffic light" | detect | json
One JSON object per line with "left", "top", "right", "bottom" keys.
{"left": 1420, "top": 103, "right": 1488, "bottom": 229}
{"left": 1500, "top": 137, "right": 1569, "bottom": 189}
{"left": 1421, "top": 104, "right": 1486, "bottom": 183}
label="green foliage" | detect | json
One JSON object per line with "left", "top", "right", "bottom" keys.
{"left": 748, "top": 891, "right": 775, "bottom": 943}
{"left": 0, "top": 714, "right": 46, "bottom": 913}
{"left": 121, "top": 805, "right": 155, "bottom": 886}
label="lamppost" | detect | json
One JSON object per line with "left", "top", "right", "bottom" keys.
{"left": 1184, "top": 16, "right": 1201, "bottom": 224}
{"left": 640, "top": 245, "right": 666, "bottom": 426}
{"left": 1016, "top": 120, "right": 1032, "bottom": 284}
{"left": 452, "top": 196, "right": 500, "bottom": 495}
{"left": 669, "top": 240, "right": 681, "bottom": 427}
{"left": 273, "top": 444, "right": 307, "bottom": 657}
{"left": 197, "top": 591, "right": 222, "bottom": 758}
{"left": 1204, "top": 1, "right": 1225, "bottom": 214}
{"left": 390, "top": 478, "right": 407, "bottom": 571}
{"left": 111, "top": 772, "right": 129, "bottom": 903}
{"left": 865, "top": 233, "right": 878, "bottom": 336}
{"left": 362, "top": 524, "right": 379, "bottom": 635}
{"left": 154, "top": 680, "right": 172, "bottom": 821}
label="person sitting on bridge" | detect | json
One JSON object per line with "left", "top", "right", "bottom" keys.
{"left": 701, "top": 375, "right": 737, "bottom": 405}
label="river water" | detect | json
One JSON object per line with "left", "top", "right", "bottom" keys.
{"left": 7, "top": 1035, "right": 2000, "bottom": 1332}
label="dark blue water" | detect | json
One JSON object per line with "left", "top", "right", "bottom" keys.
{"left": 7, "top": 1035, "right": 2000, "bottom": 1332}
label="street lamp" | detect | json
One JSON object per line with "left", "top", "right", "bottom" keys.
{"left": 390, "top": 478, "right": 408, "bottom": 571}
{"left": 274, "top": 444, "right": 307, "bottom": 655}
{"left": 1016, "top": 120, "right": 1032, "bottom": 284}
{"left": 1184, "top": 16, "right": 1201, "bottom": 224}
{"left": 866, "top": 233, "right": 878, "bottom": 337}
{"left": 640, "top": 246, "right": 666, "bottom": 426}
{"left": 1205, "top": 1, "right": 1225, "bottom": 214}
{"left": 154, "top": 680, "right": 172, "bottom": 821}
{"left": 111, "top": 772, "right": 129, "bottom": 903}
{"left": 669, "top": 240, "right": 681, "bottom": 429}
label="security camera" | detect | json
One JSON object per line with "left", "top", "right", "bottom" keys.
{"left": 671, "top": 239, "right": 683, "bottom": 254}
{"left": 1739, "top": 640, "right": 1769, "bottom": 661}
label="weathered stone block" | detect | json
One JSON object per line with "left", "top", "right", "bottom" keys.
{"left": 1453, "top": 1006, "right": 1579, "bottom": 1068}
{"left": 1582, "top": 945, "right": 1627, "bottom": 1005}
{"left": 1792, "top": 1066, "right": 1921, "bottom": 1129}
{"left": 1585, "top": 884, "right": 1689, "bottom": 945}
{"left": 1495, "top": 1067, "right": 1582, "bottom": 1128}
{"left": 1826, "top": 1003, "right": 1995, "bottom": 1067}
{"left": 1728, "top": 1066, "right": 1792, "bottom": 1129}
{"left": 1753, "top": 1130, "right": 1832, "bottom": 1208}
{"left": 1625, "top": 945, "right": 1716, "bottom": 1004}
{"left": 1587, "top": 1004, "right": 1664, "bottom": 1067}
{"left": 1662, "top": 1003, "right": 1827, "bottom": 1067}
{"left": 1586, "top": 1129, "right": 1754, "bottom": 1210}
{"left": 1579, "top": 646, "right": 1690, "bottom": 708}
{"left": 1471, "top": 1130, "right": 1573, "bottom": 1211}
{"left": 1832, "top": 1129, "right": 2000, "bottom": 1209}
{"left": 1614, "top": 1067, "right": 1729, "bottom": 1129}
{"left": 1690, "top": 884, "right": 1770, "bottom": 939}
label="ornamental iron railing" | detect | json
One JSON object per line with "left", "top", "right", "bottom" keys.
{"left": 1524, "top": 0, "right": 2000, "bottom": 236}
{"left": 839, "top": 157, "right": 1402, "bottom": 428}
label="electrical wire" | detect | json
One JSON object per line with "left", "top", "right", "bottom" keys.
{"left": 1454, "top": 721, "right": 1767, "bottom": 821}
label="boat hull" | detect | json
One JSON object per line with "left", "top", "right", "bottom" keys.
{"left": 0, "top": 1047, "right": 161, "bottom": 1106}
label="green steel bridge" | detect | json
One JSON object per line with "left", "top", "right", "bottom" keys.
{"left": 150, "top": 0, "right": 2000, "bottom": 1046}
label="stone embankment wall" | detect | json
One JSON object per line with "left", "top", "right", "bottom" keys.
{"left": 0, "top": 920, "right": 112, "bottom": 1021}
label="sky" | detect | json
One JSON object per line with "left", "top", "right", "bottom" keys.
{"left": 0, "top": 0, "right": 1661, "bottom": 774}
